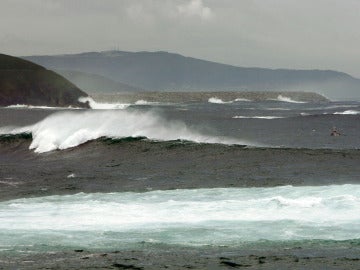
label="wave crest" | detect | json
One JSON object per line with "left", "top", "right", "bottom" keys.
{"left": 334, "top": 110, "right": 360, "bottom": 115}
{"left": 1, "top": 110, "right": 250, "bottom": 153}
{"left": 78, "top": 96, "right": 130, "bottom": 110}
{"left": 208, "top": 97, "right": 251, "bottom": 104}
{"left": 275, "top": 95, "right": 307, "bottom": 104}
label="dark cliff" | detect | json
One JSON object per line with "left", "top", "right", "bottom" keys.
{"left": 0, "top": 54, "right": 89, "bottom": 107}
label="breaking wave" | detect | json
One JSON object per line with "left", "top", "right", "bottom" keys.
{"left": 232, "top": 116, "right": 285, "bottom": 119}
{"left": 274, "top": 95, "right": 307, "bottom": 104}
{"left": 0, "top": 110, "right": 250, "bottom": 153}
{"left": 208, "top": 97, "right": 251, "bottom": 104}
{"left": 208, "top": 97, "right": 233, "bottom": 104}
{"left": 6, "top": 104, "right": 81, "bottom": 110}
{"left": 134, "top": 100, "right": 160, "bottom": 105}
{"left": 234, "top": 98, "right": 251, "bottom": 102}
{"left": 0, "top": 185, "right": 359, "bottom": 248}
{"left": 78, "top": 97, "right": 130, "bottom": 110}
{"left": 334, "top": 110, "right": 360, "bottom": 115}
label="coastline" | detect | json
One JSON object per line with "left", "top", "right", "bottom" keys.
{"left": 1, "top": 241, "right": 359, "bottom": 269}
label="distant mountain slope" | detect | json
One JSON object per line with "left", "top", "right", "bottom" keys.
{"left": 0, "top": 54, "right": 89, "bottom": 107}
{"left": 55, "top": 70, "right": 144, "bottom": 94}
{"left": 24, "top": 51, "right": 360, "bottom": 99}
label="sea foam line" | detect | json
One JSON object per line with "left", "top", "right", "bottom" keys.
{"left": 232, "top": 116, "right": 285, "bottom": 119}
{"left": 0, "top": 185, "right": 359, "bottom": 248}
{"left": 208, "top": 97, "right": 251, "bottom": 104}
{"left": 270, "top": 95, "right": 307, "bottom": 104}
{"left": 334, "top": 110, "right": 360, "bottom": 115}
{"left": 79, "top": 97, "right": 130, "bottom": 110}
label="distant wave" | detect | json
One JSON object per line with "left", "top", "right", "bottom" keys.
{"left": 273, "top": 95, "right": 307, "bottom": 104}
{"left": 134, "top": 100, "right": 159, "bottom": 105}
{"left": 323, "top": 105, "right": 359, "bottom": 110}
{"left": 263, "top": 107, "right": 291, "bottom": 111}
{"left": 6, "top": 104, "right": 81, "bottom": 110}
{"left": 234, "top": 98, "right": 251, "bottom": 102}
{"left": 79, "top": 96, "right": 130, "bottom": 110}
{"left": 134, "top": 100, "right": 175, "bottom": 106}
{"left": 208, "top": 97, "right": 252, "bottom": 104}
{"left": 208, "top": 97, "right": 233, "bottom": 104}
{"left": 0, "top": 110, "right": 254, "bottom": 153}
{"left": 233, "top": 115, "right": 285, "bottom": 119}
{"left": 334, "top": 110, "right": 360, "bottom": 115}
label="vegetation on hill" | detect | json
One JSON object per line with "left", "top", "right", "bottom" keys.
{"left": 0, "top": 54, "right": 89, "bottom": 107}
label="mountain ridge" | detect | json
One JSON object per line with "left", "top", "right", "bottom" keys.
{"left": 23, "top": 51, "right": 360, "bottom": 99}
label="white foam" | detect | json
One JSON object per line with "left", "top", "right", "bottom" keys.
{"left": 134, "top": 100, "right": 158, "bottom": 105}
{"left": 0, "top": 185, "right": 359, "bottom": 248}
{"left": 273, "top": 95, "right": 307, "bottom": 104}
{"left": 2, "top": 110, "right": 250, "bottom": 153}
{"left": 233, "top": 116, "right": 284, "bottom": 119}
{"left": 6, "top": 104, "right": 80, "bottom": 110}
{"left": 78, "top": 96, "right": 130, "bottom": 110}
{"left": 208, "top": 97, "right": 251, "bottom": 104}
{"left": 334, "top": 110, "right": 360, "bottom": 115}
{"left": 264, "top": 107, "right": 291, "bottom": 111}
{"left": 234, "top": 98, "right": 251, "bottom": 102}
{"left": 324, "top": 105, "right": 359, "bottom": 109}
{"left": 208, "top": 97, "right": 233, "bottom": 104}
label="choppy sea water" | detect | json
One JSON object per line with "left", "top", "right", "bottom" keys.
{"left": 0, "top": 185, "right": 360, "bottom": 252}
{"left": 0, "top": 94, "right": 359, "bottom": 252}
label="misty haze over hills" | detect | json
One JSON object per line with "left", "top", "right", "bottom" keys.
{"left": 55, "top": 70, "right": 144, "bottom": 94}
{"left": 24, "top": 51, "right": 360, "bottom": 100}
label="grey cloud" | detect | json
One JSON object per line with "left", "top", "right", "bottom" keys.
{"left": 0, "top": 0, "right": 359, "bottom": 77}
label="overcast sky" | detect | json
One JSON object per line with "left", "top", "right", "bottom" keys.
{"left": 1, "top": 0, "right": 359, "bottom": 77}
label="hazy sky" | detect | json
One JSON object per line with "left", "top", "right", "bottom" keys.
{"left": 1, "top": 0, "right": 360, "bottom": 77}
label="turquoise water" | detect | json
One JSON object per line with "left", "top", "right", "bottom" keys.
{"left": 1, "top": 185, "right": 360, "bottom": 252}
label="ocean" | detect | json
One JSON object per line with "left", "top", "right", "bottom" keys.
{"left": 0, "top": 93, "right": 359, "bottom": 268}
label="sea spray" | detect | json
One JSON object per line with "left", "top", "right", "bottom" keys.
{"left": 208, "top": 97, "right": 251, "bottom": 104}
{"left": 208, "top": 97, "right": 233, "bottom": 104}
{"left": 232, "top": 116, "right": 285, "bottom": 119}
{"left": 274, "top": 95, "right": 307, "bottom": 104}
{"left": 334, "top": 110, "right": 360, "bottom": 115}
{"left": 79, "top": 96, "right": 130, "bottom": 109}
{"left": 0, "top": 110, "right": 249, "bottom": 153}
{"left": 0, "top": 185, "right": 359, "bottom": 249}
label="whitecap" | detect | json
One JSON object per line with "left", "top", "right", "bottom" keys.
{"left": 272, "top": 95, "right": 307, "bottom": 104}
{"left": 78, "top": 96, "right": 130, "bottom": 110}
{"left": 1, "top": 110, "right": 254, "bottom": 153}
{"left": 208, "top": 97, "right": 233, "bottom": 104}
{"left": 6, "top": 104, "right": 81, "bottom": 110}
{"left": 334, "top": 110, "right": 360, "bottom": 115}
{"left": 232, "top": 116, "right": 284, "bottom": 119}
{"left": 234, "top": 98, "right": 251, "bottom": 102}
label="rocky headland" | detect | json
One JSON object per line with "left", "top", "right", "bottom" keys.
{"left": 0, "top": 53, "right": 89, "bottom": 107}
